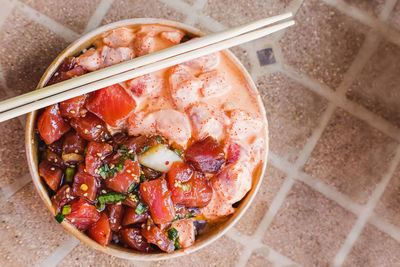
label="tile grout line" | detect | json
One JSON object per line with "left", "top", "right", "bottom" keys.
{"left": 329, "top": 0, "right": 400, "bottom": 263}
{"left": 0, "top": 174, "right": 32, "bottom": 204}
{"left": 0, "top": 62, "right": 26, "bottom": 128}
{"left": 369, "top": 214, "right": 400, "bottom": 243}
{"left": 16, "top": 1, "right": 80, "bottom": 43}
{"left": 184, "top": 0, "right": 208, "bottom": 26}
{"left": 280, "top": 65, "right": 400, "bottom": 142}
{"left": 0, "top": 0, "right": 16, "bottom": 29}
{"left": 83, "top": 0, "right": 115, "bottom": 33}
{"left": 332, "top": 144, "right": 400, "bottom": 266}
{"left": 322, "top": 0, "right": 400, "bottom": 47}
{"left": 227, "top": 228, "right": 300, "bottom": 266}
{"left": 40, "top": 237, "right": 80, "bottom": 267}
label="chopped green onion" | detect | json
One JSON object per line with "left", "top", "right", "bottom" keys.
{"left": 185, "top": 214, "right": 196, "bottom": 219}
{"left": 174, "top": 238, "right": 180, "bottom": 250}
{"left": 167, "top": 227, "right": 179, "bottom": 240}
{"left": 142, "top": 145, "right": 150, "bottom": 152}
{"left": 97, "top": 192, "right": 126, "bottom": 204}
{"left": 135, "top": 202, "right": 148, "bottom": 215}
{"left": 173, "top": 148, "right": 182, "bottom": 156}
{"left": 65, "top": 167, "right": 75, "bottom": 183}
{"left": 156, "top": 135, "right": 162, "bottom": 142}
{"left": 115, "top": 162, "right": 124, "bottom": 172}
{"left": 128, "top": 183, "right": 137, "bottom": 192}
{"left": 54, "top": 213, "right": 65, "bottom": 223}
{"left": 140, "top": 174, "right": 146, "bottom": 183}
{"left": 119, "top": 145, "right": 128, "bottom": 153}
{"left": 61, "top": 204, "right": 71, "bottom": 216}
{"left": 173, "top": 216, "right": 180, "bottom": 222}
{"left": 167, "top": 228, "right": 180, "bottom": 250}
{"left": 98, "top": 163, "right": 118, "bottom": 179}
{"left": 95, "top": 202, "right": 105, "bottom": 210}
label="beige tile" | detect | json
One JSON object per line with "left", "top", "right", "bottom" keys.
{"left": 152, "top": 235, "right": 242, "bottom": 267}
{"left": 343, "top": 224, "right": 400, "bottom": 267}
{"left": 303, "top": 108, "right": 398, "bottom": 204}
{"left": 279, "top": 0, "right": 366, "bottom": 90}
{"left": 0, "top": 183, "right": 71, "bottom": 266}
{"left": 0, "top": 8, "right": 69, "bottom": 97}
{"left": 235, "top": 165, "right": 286, "bottom": 235}
{"left": 57, "top": 243, "right": 144, "bottom": 266}
{"left": 19, "top": 0, "right": 101, "bottom": 33}
{"left": 388, "top": 0, "right": 400, "bottom": 32}
{"left": 263, "top": 181, "right": 357, "bottom": 266}
{"left": 102, "top": 0, "right": 186, "bottom": 26}
{"left": 346, "top": 40, "right": 400, "bottom": 128}
{"left": 343, "top": 0, "right": 385, "bottom": 17}
{"left": 374, "top": 165, "right": 400, "bottom": 228}
{"left": 258, "top": 72, "right": 328, "bottom": 162}
{"left": 0, "top": 117, "right": 26, "bottom": 188}
{"left": 246, "top": 248, "right": 274, "bottom": 267}
{"left": 203, "top": 0, "right": 291, "bottom": 28}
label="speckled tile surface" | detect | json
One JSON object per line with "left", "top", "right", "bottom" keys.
{"left": 2, "top": 0, "right": 400, "bottom": 266}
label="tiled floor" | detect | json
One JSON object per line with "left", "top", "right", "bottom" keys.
{"left": 1, "top": 0, "right": 400, "bottom": 266}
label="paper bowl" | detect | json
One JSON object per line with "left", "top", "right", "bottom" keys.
{"left": 25, "top": 18, "right": 269, "bottom": 261}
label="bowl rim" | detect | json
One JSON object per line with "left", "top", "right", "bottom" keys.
{"left": 25, "top": 18, "right": 269, "bottom": 261}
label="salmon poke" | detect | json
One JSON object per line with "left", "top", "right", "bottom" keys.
{"left": 36, "top": 23, "right": 267, "bottom": 253}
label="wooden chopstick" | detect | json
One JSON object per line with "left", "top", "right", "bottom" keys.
{"left": 0, "top": 12, "right": 292, "bottom": 114}
{"left": 0, "top": 19, "right": 294, "bottom": 122}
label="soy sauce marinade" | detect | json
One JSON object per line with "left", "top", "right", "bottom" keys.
{"left": 37, "top": 24, "right": 266, "bottom": 253}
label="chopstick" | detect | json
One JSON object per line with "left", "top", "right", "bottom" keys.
{"left": 0, "top": 13, "right": 292, "bottom": 114}
{"left": 0, "top": 17, "right": 294, "bottom": 122}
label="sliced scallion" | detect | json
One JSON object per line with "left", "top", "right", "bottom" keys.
{"left": 65, "top": 167, "right": 75, "bottom": 183}
{"left": 135, "top": 202, "right": 148, "bottom": 215}
{"left": 61, "top": 204, "right": 71, "bottom": 216}
{"left": 54, "top": 213, "right": 65, "bottom": 223}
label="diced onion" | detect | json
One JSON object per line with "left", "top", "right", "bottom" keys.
{"left": 138, "top": 144, "right": 182, "bottom": 172}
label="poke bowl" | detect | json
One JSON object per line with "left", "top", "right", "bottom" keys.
{"left": 25, "top": 18, "right": 269, "bottom": 261}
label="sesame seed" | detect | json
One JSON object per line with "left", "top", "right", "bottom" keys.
{"left": 102, "top": 190, "right": 107, "bottom": 194}
{"left": 147, "top": 226, "right": 150, "bottom": 230}
{"left": 128, "top": 149, "right": 133, "bottom": 153}
{"left": 54, "top": 158, "right": 58, "bottom": 162}
{"left": 138, "top": 239, "right": 142, "bottom": 243}
{"left": 74, "top": 149, "right": 79, "bottom": 153}
{"left": 84, "top": 129, "right": 88, "bottom": 134}
{"left": 80, "top": 184, "right": 88, "bottom": 191}
{"left": 70, "top": 110, "right": 76, "bottom": 114}
{"left": 101, "top": 156, "right": 105, "bottom": 160}
{"left": 50, "top": 167, "right": 55, "bottom": 171}
{"left": 96, "top": 125, "right": 102, "bottom": 129}
{"left": 127, "top": 169, "right": 131, "bottom": 173}
{"left": 101, "top": 139, "right": 105, "bottom": 142}
{"left": 96, "top": 153, "right": 102, "bottom": 157}
{"left": 71, "top": 219, "right": 75, "bottom": 222}
{"left": 143, "top": 187, "right": 146, "bottom": 192}
{"left": 66, "top": 187, "right": 70, "bottom": 193}
{"left": 157, "top": 240, "right": 162, "bottom": 245}
{"left": 83, "top": 193, "right": 88, "bottom": 197}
